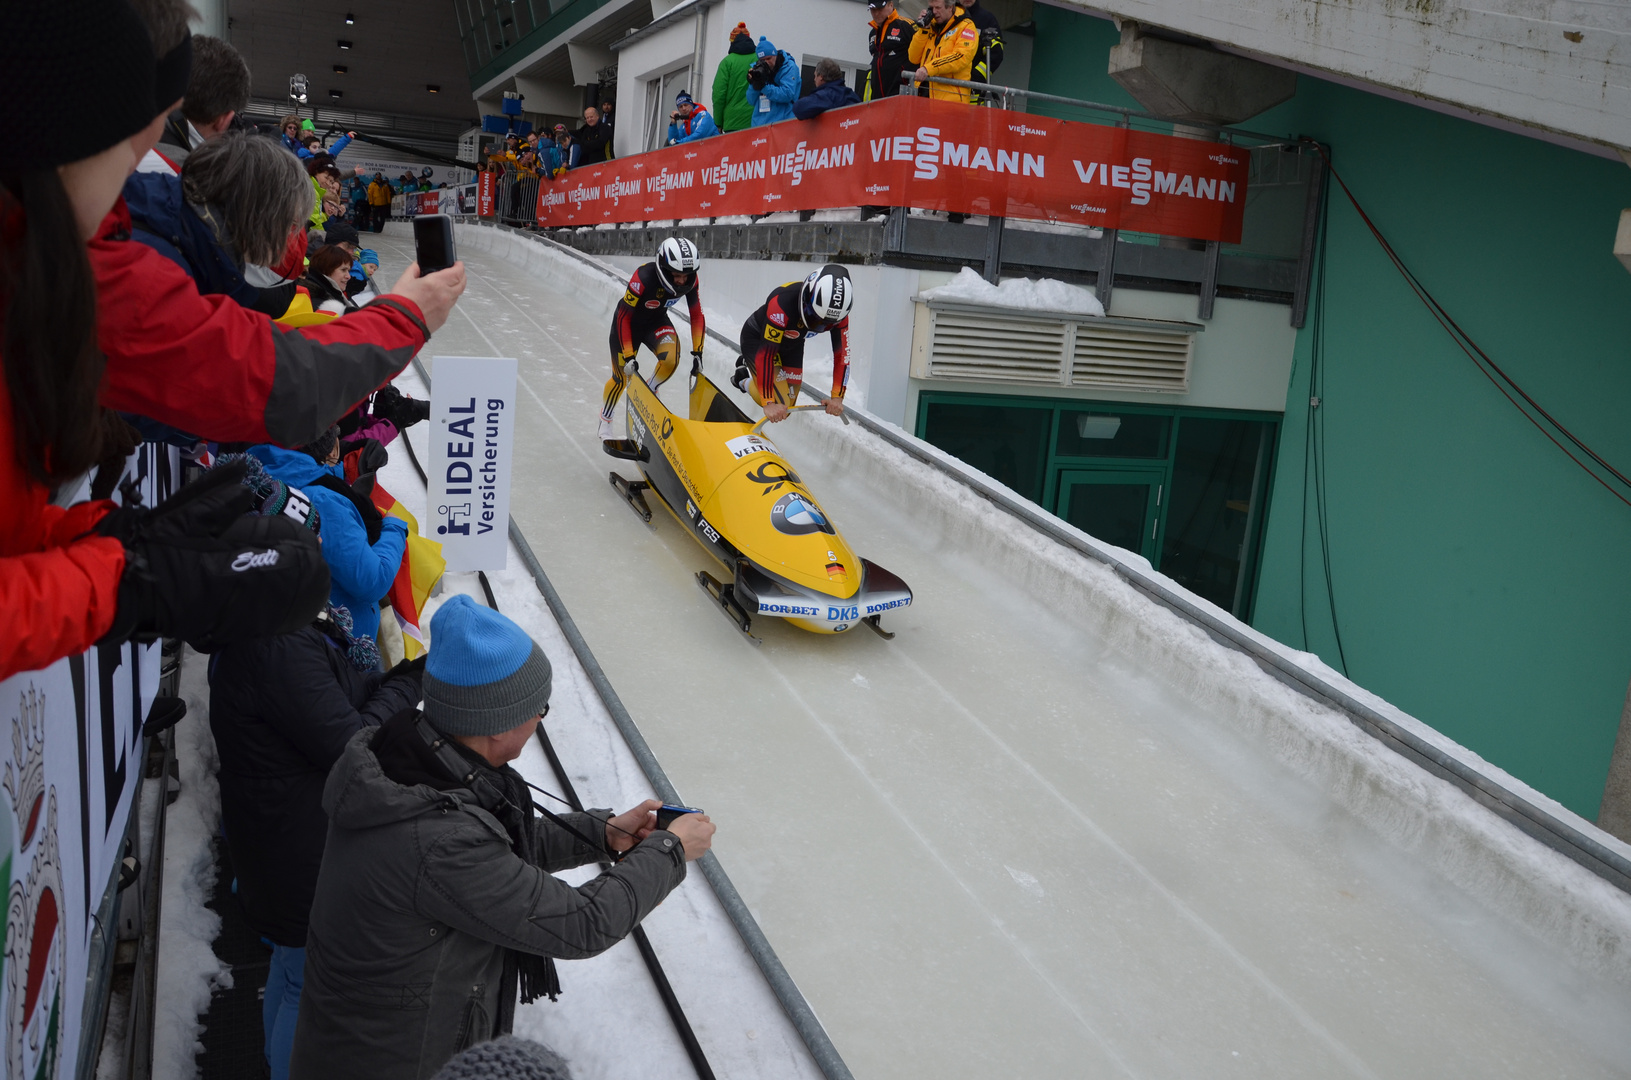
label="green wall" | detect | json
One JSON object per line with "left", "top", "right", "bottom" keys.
{"left": 1030, "top": 7, "right": 1631, "bottom": 818}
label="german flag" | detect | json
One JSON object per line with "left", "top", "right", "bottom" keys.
{"left": 371, "top": 480, "right": 446, "bottom": 658}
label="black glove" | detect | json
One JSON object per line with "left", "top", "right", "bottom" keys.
{"left": 691, "top": 349, "right": 703, "bottom": 376}
{"left": 385, "top": 654, "right": 427, "bottom": 681}
{"left": 371, "top": 383, "right": 406, "bottom": 420}
{"left": 97, "top": 461, "right": 331, "bottom": 650}
{"left": 730, "top": 358, "right": 750, "bottom": 393}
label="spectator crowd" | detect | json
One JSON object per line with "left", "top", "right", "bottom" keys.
{"left": 2, "top": 3, "right": 713, "bottom": 1080}
{"left": 477, "top": 2, "right": 1004, "bottom": 220}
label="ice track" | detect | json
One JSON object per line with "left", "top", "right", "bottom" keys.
{"left": 375, "top": 225, "right": 1631, "bottom": 1079}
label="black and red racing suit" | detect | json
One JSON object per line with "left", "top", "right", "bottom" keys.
{"left": 737, "top": 281, "right": 849, "bottom": 409}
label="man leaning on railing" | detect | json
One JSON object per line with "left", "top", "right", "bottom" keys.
{"left": 666, "top": 91, "right": 719, "bottom": 145}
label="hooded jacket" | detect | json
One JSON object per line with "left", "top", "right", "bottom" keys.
{"left": 746, "top": 47, "right": 801, "bottom": 127}
{"left": 667, "top": 104, "right": 720, "bottom": 144}
{"left": 208, "top": 624, "right": 423, "bottom": 946}
{"left": 367, "top": 179, "right": 393, "bottom": 207}
{"left": 909, "top": 7, "right": 981, "bottom": 103}
{"left": 289, "top": 721, "right": 687, "bottom": 1080}
{"left": 122, "top": 171, "right": 292, "bottom": 317}
{"left": 247, "top": 443, "right": 406, "bottom": 642}
{"left": 866, "top": 11, "right": 916, "bottom": 100}
{"left": 90, "top": 198, "right": 429, "bottom": 449}
{"left": 711, "top": 36, "right": 758, "bottom": 132}
{"left": 793, "top": 79, "right": 862, "bottom": 121}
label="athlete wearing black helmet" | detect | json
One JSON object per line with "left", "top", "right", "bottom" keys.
{"left": 731, "top": 264, "right": 852, "bottom": 422}
{"left": 599, "top": 236, "right": 705, "bottom": 439}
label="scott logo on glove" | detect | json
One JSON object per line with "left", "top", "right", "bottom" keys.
{"left": 230, "top": 549, "right": 281, "bottom": 572}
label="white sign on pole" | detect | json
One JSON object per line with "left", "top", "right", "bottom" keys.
{"left": 427, "top": 356, "right": 518, "bottom": 572}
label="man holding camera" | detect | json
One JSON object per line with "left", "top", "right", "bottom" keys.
{"left": 289, "top": 596, "right": 714, "bottom": 1079}
{"left": 745, "top": 35, "right": 801, "bottom": 127}
{"left": 666, "top": 90, "right": 719, "bottom": 144}
{"left": 909, "top": 0, "right": 980, "bottom": 103}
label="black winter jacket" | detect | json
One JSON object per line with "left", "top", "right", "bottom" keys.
{"left": 208, "top": 626, "right": 423, "bottom": 946}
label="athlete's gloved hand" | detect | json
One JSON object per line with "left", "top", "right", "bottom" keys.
{"left": 730, "top": 358, "right": 750, "bottom": 393}
{"left": 96, "top": 461, "right": 331, "bottom": 650}
{"left": 691, "top": 349, "right": 703, "bottom": 376}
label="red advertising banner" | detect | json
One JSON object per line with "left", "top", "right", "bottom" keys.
{"left": 536, "top": 96, "right": 1250, "bottom": 242}
{"left": 477, "top": 170, "right": 496, "bottom": 218}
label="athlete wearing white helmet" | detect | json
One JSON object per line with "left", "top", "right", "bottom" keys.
{"left": 731, "top": 264, "right": 852, "bottom": 422}
{"left": 599, "top": 237, "right": 706, "bottom": 440}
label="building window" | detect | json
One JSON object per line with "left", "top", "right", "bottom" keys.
{"left": 643, "top": 65, "right": 691, "bottom": 152}
{"left": 919, "top": 393, "right": 1279, "bottom": 620}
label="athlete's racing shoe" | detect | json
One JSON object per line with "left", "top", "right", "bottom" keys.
{"left": 597, "top": 415, "right": 614, "bottom": 440}
{"left": 730, "top": 360, "right": 750, "bottom": 393}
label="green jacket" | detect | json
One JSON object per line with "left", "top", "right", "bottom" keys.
{"left": 711, "top": 41, "right": 757, "bottom": 132}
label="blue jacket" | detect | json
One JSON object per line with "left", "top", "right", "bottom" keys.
{"left": 793, "top": 80, "right": 862, "bottom": 121}
{"left": 123, "top": 171, "right": 262, "bottom": 310}
{"left": 246, "top": 443, "right": 407, "bottom": 643}
{"left": 540, "top": 141, "right": 564, "bottom": 175}
{"left": 667, "top": 105, "right": 720, "bottom": 144}
{"left": 746, "top": 51, "right": 801, "bottom": 127}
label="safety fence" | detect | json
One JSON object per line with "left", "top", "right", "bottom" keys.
{"left": 529, "top": 93, "right": 1259, "bottom": 241}
{"left": 1, "top": 443, "right": 182, "bottom": 1080}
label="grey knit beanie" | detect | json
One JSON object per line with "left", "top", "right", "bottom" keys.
{"left": 431, "top": 1037, "right": 573, "bottom": 1080}
{"left": 423, "top": 595, "right": 553, "bottom": 736}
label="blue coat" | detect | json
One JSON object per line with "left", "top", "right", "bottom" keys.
{"left": 247, "top": 443, "right": 407, "bottom": 642}
{"left": 123, "top": 171, "right": 262, "bottom": 310}
{"left": 667, "top": 106, "right": 720, "bottom": 144}
{"left": 746, "top": 51, "right": 801, "bottom": 127}
{"left": 793, "top": 80, "right": 862, "bottom": 120}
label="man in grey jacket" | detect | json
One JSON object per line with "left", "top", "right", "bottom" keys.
{"left": 289, "top": 595, "right": 715, "bottom": 1079}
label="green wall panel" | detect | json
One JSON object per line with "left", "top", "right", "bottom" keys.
{"left": 1030, "top": 6, "right": 1631, "bottom": 818}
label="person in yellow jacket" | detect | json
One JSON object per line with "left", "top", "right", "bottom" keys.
{"left": 908, "top": 0, "right": 979, "bottom": 103}
{"left": 365, "top": 171, "right": 393, "bottom": 233}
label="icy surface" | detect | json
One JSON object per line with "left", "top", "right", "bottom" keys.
{"left": 380, "top": 366, "right": 825, "bottom": 1080}
{"left": 151, "top": 648, "right": 232, "bottom": 1080}
{"left": 379, "top": 223, "right": 1631, "bottom": 1080}
{"left": 921, "top": 265, "right": 1107, "bottom": 317}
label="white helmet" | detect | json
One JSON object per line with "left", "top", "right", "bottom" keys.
{"left": 801, "top": 263, "right": 853, "bottom": 325}
{"left": 656, "top": 236, "right": 701, "bottom": 290}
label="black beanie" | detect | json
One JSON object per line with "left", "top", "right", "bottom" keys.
{"left": 0, "top": 0, "right": 159, "bottom": 172}
{"left": 153, "top": 33, "right": 194, "bottom": 115}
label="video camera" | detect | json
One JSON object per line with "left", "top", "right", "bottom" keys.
{"left": 747, "top": 56, "right": 775, "bottom": 91}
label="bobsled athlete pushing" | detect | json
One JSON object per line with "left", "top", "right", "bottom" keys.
{"left": 731, "top": 264, "right": 851, "bottom": 422}
{"left": 603, "top": 260, "right": 910, "bottom": 641}
{"left": 599, "top": 237, "right": 705, "bottom": 442}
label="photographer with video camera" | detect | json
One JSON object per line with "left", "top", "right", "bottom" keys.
{"left": 290, "top": 597, "right": 714, "bottom": 1079}
{"left": 745, "top": 35, "right": 801, "bottom": 128}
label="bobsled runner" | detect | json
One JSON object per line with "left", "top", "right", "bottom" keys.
{"left": 605, "top": 368, "right": 911, "bottom": 640}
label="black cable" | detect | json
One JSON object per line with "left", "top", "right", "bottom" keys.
{"left": 1306, "top": 171, "right": 1349, "bottom": 675}
{"left": 334, "top": 128, "right": 476, "bottom": 171}
{"left": 1306, "top": 141, "right": 1631, "bottom": 511}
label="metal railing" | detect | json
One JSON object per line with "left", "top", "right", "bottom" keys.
{"left": 492, "top": 166, "right": 543, "bottom": 227}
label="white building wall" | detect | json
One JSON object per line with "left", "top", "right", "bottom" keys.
{"left": 613, "top": 0, "right": 882, "bottom": 159}
{"left": 598, "top": 251, "right": 1295, "bottom": 429}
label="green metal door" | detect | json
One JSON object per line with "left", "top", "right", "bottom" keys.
{"left": 1055, "top": 468, "right": 1164, "bottom": 562}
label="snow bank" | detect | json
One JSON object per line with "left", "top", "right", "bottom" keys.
{"left": 151, "top": 648, "right": 232, "bottom": 1080}
{"left": 920, "top": 266, "right": 1105, "bottom": 317}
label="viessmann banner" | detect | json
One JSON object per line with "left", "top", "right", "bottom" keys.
{"left": 536, "top": 96, "right": 1251, "bottom": 242}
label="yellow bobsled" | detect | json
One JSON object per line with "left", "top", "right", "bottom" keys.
{"left": 606, "top": 371, "right": 911, "bottom": 639}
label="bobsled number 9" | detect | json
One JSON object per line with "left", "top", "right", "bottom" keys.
{"left": 608, "top": 373, "right": 911, "bottom": 639}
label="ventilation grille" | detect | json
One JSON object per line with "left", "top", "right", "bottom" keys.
{"left": 920, "top": 302, "right": 1196, "bottom": 393}
{"left": 925, "top": 311, "right": 1070, "bottom": 385}
{"left": 1072, "top": 323, "right": 1193, "bottom": 392}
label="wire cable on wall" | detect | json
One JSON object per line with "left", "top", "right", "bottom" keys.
{"left": 1299, "top": 164, "right": 1350, "bottom": 675}
{"left": 1306, "top": 142, "right": 1631, "bottom": 512}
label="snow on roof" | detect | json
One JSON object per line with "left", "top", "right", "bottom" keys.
{"left": 919, "top": 266, "right": 1106, "bottom": 318}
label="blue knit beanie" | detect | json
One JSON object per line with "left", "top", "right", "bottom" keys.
{"left": 423, "top": 595, "right": 552, "bottom": 737}
{"left": 757, "top": 35, "right": 777, "bottom": 58}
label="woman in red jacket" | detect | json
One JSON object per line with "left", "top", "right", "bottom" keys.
{"left": 0, "top": 1, "right": 338, "bottom": 681}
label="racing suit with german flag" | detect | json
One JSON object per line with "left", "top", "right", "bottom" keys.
{"left": 737, "top": 281, "right": 849, "bottom": 410}
{"left": 602, "top": 260, "right": 705, "bottom": 425}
